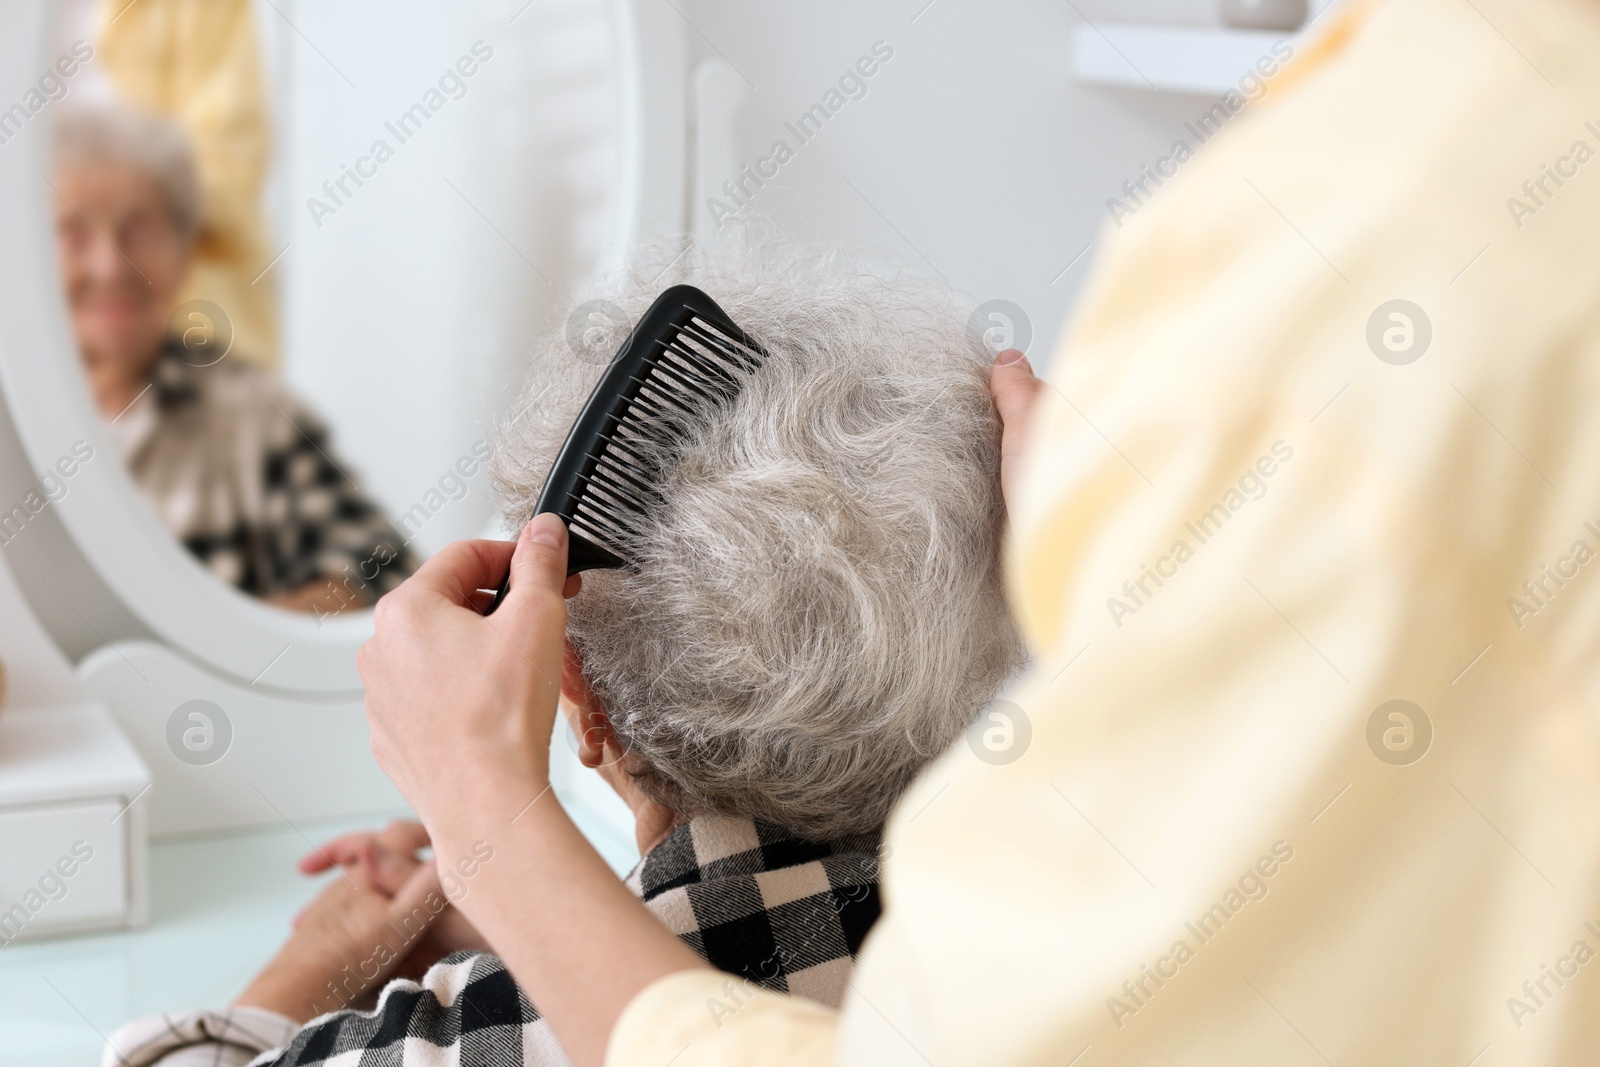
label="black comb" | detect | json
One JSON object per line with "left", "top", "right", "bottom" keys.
{"left": 485, "top": 284, "right": 765, "bottom": 612}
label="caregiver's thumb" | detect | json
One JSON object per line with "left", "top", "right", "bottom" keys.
{"left": 501, "top": 512, "right": 571, "bottom": 631}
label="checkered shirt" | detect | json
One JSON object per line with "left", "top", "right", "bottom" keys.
{"left": 115, "top": 339, "right": 417, "bottom": 601}
{"left": 105, "top": 814, "right": 882, "bottom": 1067}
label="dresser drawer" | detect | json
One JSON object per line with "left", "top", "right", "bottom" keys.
{"left": 0, "top": 798, "right": 128, "bottom": 942}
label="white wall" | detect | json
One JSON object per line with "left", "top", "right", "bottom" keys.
{"left": 676, "top": 0, "right": 1332, "bottom": 375}
{"left": 260, "top": 0, "right": 1333, "bottom": 552}
{"left": 269, "top": 0, "right": 627, "bottom": 555}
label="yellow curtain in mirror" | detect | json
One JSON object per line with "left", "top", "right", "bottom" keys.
{"left": 94, "top": 0, "right": 277, "bottom": 367}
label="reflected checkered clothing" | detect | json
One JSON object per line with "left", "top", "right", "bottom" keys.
{"left": 110, "top": 339, "right": 416, "bottom": 601}
{"left": 104, "top": 815, "right": 883, "bottom": 1067}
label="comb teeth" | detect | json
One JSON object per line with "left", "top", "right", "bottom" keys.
{"left": 533, "top": 287, "right": 765, "bottom": 580}
{"left": 566, "top": 311, "right": 760, "bottom": 556}
{"left": 485, "top": 285, "right": 766, "bottom": 613}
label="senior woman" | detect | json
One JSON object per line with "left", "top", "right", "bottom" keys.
{"left": 103, "top": 256, "right": 1027, "bottom": 1065}
{"left": 280, "top": 1, "right": 1600, "bottom": 1066}
{"left": 52, "top": 104, "right": 414, "bottom": 612}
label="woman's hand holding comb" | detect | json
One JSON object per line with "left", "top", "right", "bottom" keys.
{"left": 358, "top": 514, "right": 708, "bottom": 1067}
{"left": 359, "top": 515, "right": 579, "bottom": 836}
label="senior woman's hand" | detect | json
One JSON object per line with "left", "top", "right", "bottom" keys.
{"left": 299, "top": 819, "right": 493, "bottom": 973}
{"left": 233, "top": 860, "right": 444, "bottom": 1023}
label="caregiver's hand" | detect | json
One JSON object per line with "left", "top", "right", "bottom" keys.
{"left": 361, "top": 515, "right": 708, "bottom": 1067}
{"left": 358, "top": 517, "right": 579, "bottom": 839}
{"left": 991, "top": 348, "right": 1043, "bottom": 516}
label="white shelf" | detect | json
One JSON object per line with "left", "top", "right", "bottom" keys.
{"left": 1073, "top": 24, "right": 1298, "bottom": 95}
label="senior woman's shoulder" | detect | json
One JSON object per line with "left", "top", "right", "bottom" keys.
{"left": 625, "top": 814, "right": 886, "bottom": 1008}
{"left": 151, "top": 337, "right": 330, "bottom": 445}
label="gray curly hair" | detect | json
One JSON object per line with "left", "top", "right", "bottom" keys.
{"left": 495, "top": 245, "right": 1026, "bottom": 839}
{"left": 53, "top": 104, "right": 204, "bottom": 239}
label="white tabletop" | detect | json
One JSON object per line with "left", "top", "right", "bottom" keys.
{"left": 0, "top": 768, "right": 637, "bottom": 1067}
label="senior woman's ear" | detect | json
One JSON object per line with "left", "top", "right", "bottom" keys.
{"left": 559, "top": 641, "right": 622, "bottom": 769}
{"left": 572, "top": 708, "right": 620, "bottom": 769}
{"left": 559, "top": 639, "right": 591, "bottom": 709}
{"left": 991, "top": 349, "right": 1042, "bottom": 517}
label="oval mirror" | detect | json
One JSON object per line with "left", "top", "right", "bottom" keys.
{"left": 0, "top": 0, "right": 681, "bottom": 693}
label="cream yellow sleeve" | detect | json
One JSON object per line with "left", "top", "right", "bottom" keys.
{"left": 613, "top": 1, "right": 1600, "bottom": 1065}
{"left": 607, "top": 972, "right": 836, "bottom": 1067}
{"left": 838, "top": 1, "right": 1600, "bottom": 1064}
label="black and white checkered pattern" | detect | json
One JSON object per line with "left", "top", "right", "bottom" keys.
{"left": 251, "top": 953, "right": 539, "bottom": 1066}
{"left": 144, "top": 340, "right": 417, "bottom": 600}
{"left": 246, "top": 814, "right": 882, "bottom": 1067}
{"left": 628, "top": 816, "right": 883, "bottom": 1004}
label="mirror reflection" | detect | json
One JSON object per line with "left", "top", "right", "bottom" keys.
{"left": 42, "top": 0, "right": 578, "bottom": 618}
{"left": 52, "top": 102, "right": 419, "bottom": 612}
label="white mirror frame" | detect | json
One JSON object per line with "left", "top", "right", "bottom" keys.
{"left": 0, "top": 0, "right": 685, "bottom": 694}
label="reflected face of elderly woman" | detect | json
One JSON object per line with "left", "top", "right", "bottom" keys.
{"left": 52, "top": 162, "right": 192, "bottom": 417}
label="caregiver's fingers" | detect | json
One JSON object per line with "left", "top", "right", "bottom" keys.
{"left": 402, "top": 538, "right": 519, "bottom": 607}
{"left": 991, "top": 349, "right": 1044, "bottom": 515}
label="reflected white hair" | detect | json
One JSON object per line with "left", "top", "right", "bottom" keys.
{"left": 496, "top": 244, "right": 1026, "bottom": 839}
{"left": 53, "top": 104, "right": 203, "bottom": 239}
